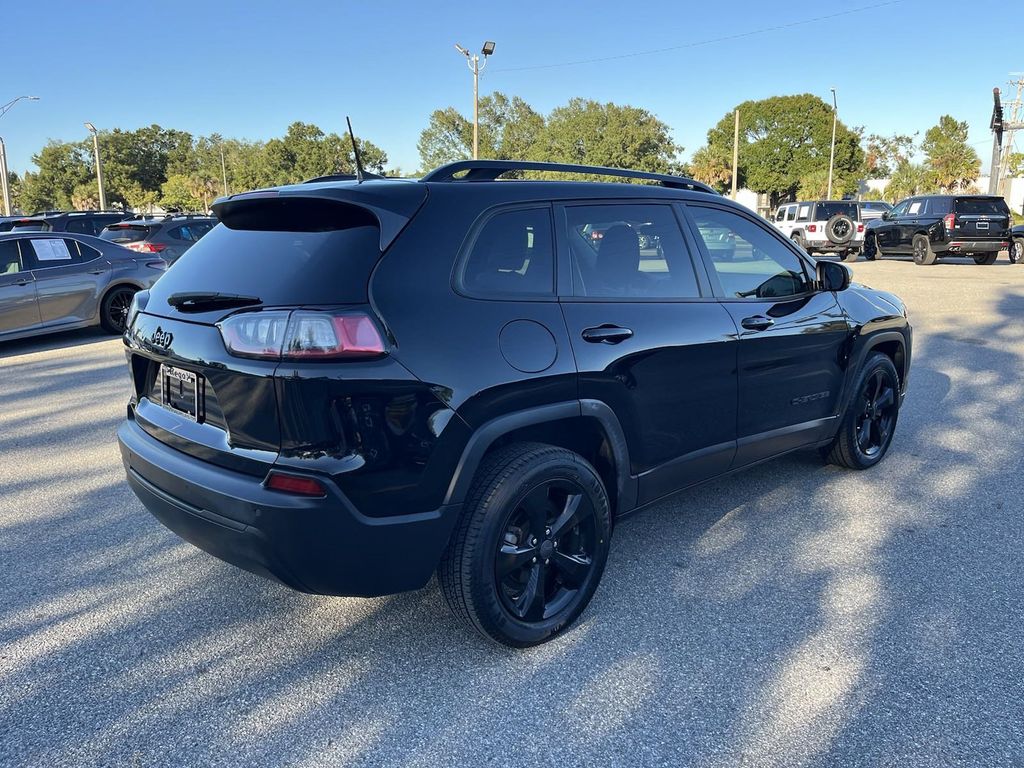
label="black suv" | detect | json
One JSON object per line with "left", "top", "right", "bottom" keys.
{"left": 864, "top": 194, "right": 1011, "bottom": 265}
{"left": 10, "top": 210, "right": 131, "bottom": 237}
{"left": 117, "top": 160, "right": 912, "bottom": 647}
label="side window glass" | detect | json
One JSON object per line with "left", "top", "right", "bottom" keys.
{"left": 689, "top": 206, "right": 812, "bottom": 300}
{"left": 0, "top": 241, "right": 23, "bottom": 274}
{"left": 27, "top": 237, "right": 84, "bottom": 266}
{"left": 64, "top": 218, "right": 92, "bottom": 235}
{"left": 786, "top": 206, "right": 797, "bottom": 221}
{"left": 76, "top": 240, "right": 102, "bottom": 262}
{"left": 796, "top": 204, "right": 811, "bottom": 221}
{"left": 774, "top": 209, "right": 785, "bottom": 222}
{"left": 890, "top": 201, "right": 910, "bottom": 217}
{"left": 461, "top": 207, "right": 554, "bottom": 297}
{"left": 565, "top": 204, "right": 700, "bottom": 299}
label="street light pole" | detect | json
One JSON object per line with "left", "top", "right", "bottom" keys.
{"left": 0, "top": 95, "right": 40, "bottom": 216}
{"left": 84, "top": 122, "right": 107, "bottom": 210}
{"left": 455, "top": 41, "right": 495, "bottom": 160}
{"left": 827, "top": 87, "right": 838, "bottom": 199}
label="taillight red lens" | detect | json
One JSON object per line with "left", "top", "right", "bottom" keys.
{"left": 943, "top": 213, "right": 955, "bottom": 232}
{"left": 125, "top": 241, "right": 166, "bottom": 253}
{"left": 218, "top": 310, "right": 386, "bottom": 361}
{"left": 857, "top": 223, "right": 864, "bottom": 233}
{"left": 807, "top": 224, "right": 817, "bottom": 233}
{"left": 265, "top": 471, "right": 327, "bottom": 497}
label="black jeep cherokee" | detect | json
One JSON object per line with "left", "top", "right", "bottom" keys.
{"left": 118, "top": 160, "right": 912, "bottom": 647}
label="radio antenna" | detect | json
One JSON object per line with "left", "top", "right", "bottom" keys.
{"left": 346, "top": 116, "right": 365, "bottom": 183}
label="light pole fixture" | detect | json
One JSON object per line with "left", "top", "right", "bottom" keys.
{"left": 84, "top": 121, "right": 107, "bottom": 210}
{"left": 454, "top": 40, "right": 496, "bottom": 160}
{"left": 826, "top": 87, "right": 838, "bottom": 199}
{"left": 0, "top": 95, "right": 40, "bottom": 215}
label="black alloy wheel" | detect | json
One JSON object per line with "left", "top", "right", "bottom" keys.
{"left": 101, "top": 286, "right": 136, "bottom": 334}
{"left": 912, "top": 234, "right": 937, "bottom": 265}
{"left": 496, "top": 480, "right": 599, "bottom": 622}
{"left": 855, "top": 369, "right": 898, "bottom": 459}
{"left": 824, "top": 353, "right": 901, "bottom": 469}
{"left": 864, "top": 234, "right": 880, "bottom": 260}
{"left": 1011, "top": 239, "right": 1023, "bottom": 264}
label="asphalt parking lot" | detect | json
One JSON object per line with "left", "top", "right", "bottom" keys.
{"left": 2, "top": 257, "right": 1023, "bottom": 767}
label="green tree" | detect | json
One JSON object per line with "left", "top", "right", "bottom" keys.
{"left": 863, "top": 132, "right": 917, "bottom": 178}
{"left": 695, "top": 94, "right": 863, "bottom": 206}
{"left": 160, "top": 174, "right": 203, "bottom": 211}
{"left": 886, "top": 161, "right": 933, "bottom": 201}
{"left": 1003, "top": 151, "right": 1024, "bottom": 178}
{"left": 529, "top": 98, "right": 680, "bottom": 176}
{"left": 18, "top": 141, "right": 91, "bottom": 211}
{"left": 688, "top": 144, "right": 732, "bottom": 191}
{"left": 921, "top": 115, "right": 980, "bottom": 191}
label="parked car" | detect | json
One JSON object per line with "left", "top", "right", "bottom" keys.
{"left": 9, "top": 210, "right": 132, "bottom": 236}
{"left": 858, "top": 200, "right": 892, "bottom": 221}
{"left": 0, "top": 215, "right": 23, "bottom": 233}
{"left": 1010, "top": 224, "right": 1024, "bottom": 264}
{"left": 117, "top": 159, "right": 912, "bottom": 647}
{"left": 0, "top": 231, "right": 166, "bottom": 342}
{"left": 772, "top": 200, "right": 865, "bottom": 262}
{"left": 100, "top": 214, "right": 217, "bottom": 264}
{"left": 864, "top": 195, "right": 1011, "bottom": 265}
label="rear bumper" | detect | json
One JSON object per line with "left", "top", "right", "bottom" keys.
{"left": 118, "top": 415, "right": 461, "bottom": 597}
{"left": 938, "top": 239, "right": 1008, "bottom": 253}
{"left": 806, "top": 240, "right": 863, "bottom": 252}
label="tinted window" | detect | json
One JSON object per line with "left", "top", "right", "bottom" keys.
{"left": 75, "top": 240, "right": 102, "bottom": 262}
{"left": 814, "top": 202, "right": 858, "bottom": 220}
{"left": 774, "top": 208, "right": 786, "bottom": 222}
{"left": 461, "top": 208, "right": 554, "bottom": 297}
{"left": 689, "top": 206, "right": 811, "bottom": 299}
{"left": 11, "top": 220, "right": 48, "bottom": 232}
{"left": 0, "top": 240, "right": 23, "bottom": 274}
{"left": 101, "top": 225, "right": 152, "bottom": 243}
{"left": 786, "top": 206, "right": 797, "bottom": 222}
{"left": 860, "top": 201, "right": 890, "bottom": 212}
{"left": 924, "top": 198, "right": 951, "bottom": 215}
{"left": 64, "top": 218, "right": 95, "bottom": 235}
{"left": 955, "top": 197, "right": 1009, "bottom": 215}
{"left": 565, "top": 204, "right": 699, "bottom": 299}
{"left": 890, "top": 200, "right": 911, "bottom": 217}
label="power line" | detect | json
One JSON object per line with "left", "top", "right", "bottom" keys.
{"left": 493, "top": 0, "right": 907, "bottom": 74}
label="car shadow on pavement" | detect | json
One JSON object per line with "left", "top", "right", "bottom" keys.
{"left": 2, "top": 289, "right": 1023, "bottom": 767}
{"left": 0, "top": 327, "right": 117, "bottom": 360}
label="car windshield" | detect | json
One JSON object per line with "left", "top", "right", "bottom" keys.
{"left": 814, "top": 203, "right": 858, "bottom": 221}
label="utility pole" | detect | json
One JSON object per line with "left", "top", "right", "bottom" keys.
{"left": 827, "top": 88, "right": 838, "bottom": 199}
{"left": 731, "top": 109, "right": 740, "bottom": 200}
{"left": 990, "top": 79, "right": 1024, "bottom": 197}
{"left": 0, "top": 137, "right": 10, "bottom": 216}
{"left": 455, "top": 41, "right": 496, "bottom": 160}
{"left": 84, "top": 122, "right": 107, "bottom": 209}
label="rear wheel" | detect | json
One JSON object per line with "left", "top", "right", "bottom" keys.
{"left": 863, "top": 234, "right": 880, "bottom": 261}
{"left": 438, "top": 443, "right": 612, "bottom": 647}
{"left": 100, "top": 286, "right": 136, "bottom": 334}
{"left": 912, "top": 234, "right": 937, "bottom": 265}
{"left": 842, "top": 248, "right": 860, "bottom": 263}
{"left": 791, "top": 233, "right": 806, "bottom": 251}
{"left": 1011, "top": 238, "right": 1023, "bottom": 264}
{"left": 972, "top": 252, "right": 998, "bottom": 265}
{"left": 825, "top": 353, "right": 900, "bottom": 470}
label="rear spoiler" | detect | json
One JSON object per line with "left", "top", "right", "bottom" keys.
{"left": 211, "top": 181, "right": 427, "bottom": 252}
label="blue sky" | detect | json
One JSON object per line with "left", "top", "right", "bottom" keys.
{"left": 2, "top": 0, "right": 1018, "bottom": 177}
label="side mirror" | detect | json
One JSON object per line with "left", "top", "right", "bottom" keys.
{"left": 817, "top": 260, "right": 852, "bottom": 292}
{"left": 880, "top": 211, "right": 890, "bottom": 221}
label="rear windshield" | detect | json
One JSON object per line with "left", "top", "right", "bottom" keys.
{"left": 955, "top": 197, "right": 1009, "bottom": 216}
{"left": 101, "top": 224, "right": 154, "bottom": 243}
{"left": 814, "top": 203, "right": 858, "bottom": 221}
{"left": 11, "top": 220, "right": 48, "bottom": 232}
{"left": 149, "top": 218, "right": 381, "bottom": 307}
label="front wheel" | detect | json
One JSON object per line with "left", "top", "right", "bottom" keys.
{"left": 972, "top": 252, "right": 998, "bottom": 265}
{"left": 912, "top": 234, "right": 937, "bottom": 265}
{"left": 1011, "top": 238, "right": 1024, "bottom": 264}
{"left": 438, "top": 443, "right": 612, "bottom": 647}
{"left": 842, "top": 248, "right": 861, "bottom": 263}
{"left": 100, "top": 286, "right": 137, "bottom": 334}
{"left": 824, "top": 353, "right": 900, "bottom": 470}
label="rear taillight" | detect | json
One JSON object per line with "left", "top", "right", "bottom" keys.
{"left": 218, "top": 310, "right": 386, "bottom": 361}
{"left": 265, "top": 471, "right": 327, "bottom": 497}
{"left": 857, "top": 223, "right": 864, "bottom": 233}
{"left": 125, "top": 242, "right": 166, "bottom": 253}
{"left": 807, "top": 224, "right": 818, "bottom": 233}
{"left": 943, "top": 213, "right": 955, "bottom": 232}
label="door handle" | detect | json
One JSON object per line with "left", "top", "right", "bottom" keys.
{"left": 14, "top": 279, "right": 32, "bottom": 287}
{"left": 88, "top": 269, "right": 105, "bottom": 275}
{"left": 740, "top": 315, "right": 775, "bottom": 331}
{"left": 581, "top": 325, "right": 633, "bottom": 344}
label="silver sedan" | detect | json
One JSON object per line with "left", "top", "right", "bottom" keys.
{"left": 0, "top": 231, "right": 166, "bottom": 342}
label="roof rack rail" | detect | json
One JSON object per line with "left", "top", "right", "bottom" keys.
{"left": 420, "top": 160, "right": 718, "bottom": 194}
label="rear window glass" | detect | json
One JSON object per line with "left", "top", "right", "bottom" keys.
{"left": 101, "top": 225, "right": 153, "bottom": 243}
{"left": 149, "top": 218, "right": 381, "bottom": 307}
{"left": 461, "top": 208, "right": 554, "bottom": 297}
{"left": 955, "top": 198, "right": 1009, "bottom": 216}
{"left": 814, "top": 203, "right": 858, "bottom": 220}
{"left": 12, "top": 220, "right": 48, "bottom": 232}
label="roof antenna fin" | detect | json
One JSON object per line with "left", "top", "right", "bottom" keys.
{"left": 346, "top": 116, "right": 365, "bottom": 184}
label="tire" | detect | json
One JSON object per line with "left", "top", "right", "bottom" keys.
{"left": 438, "top": 442, "right": 612, "bottom": 648}
{"left": 824, "top": 353, "right": 900, "bottom": 470}
{"left": 825, "top": 214, "right": 855, "bottom": 246}
{"left": 99, "top": 285, "right": 137, "bottom": 334}
{"left": 863, "top": 234, "right": 880, "bottom": 261}
{"left": 842, "top": 248, "right": 860, "bottom": 263}
{"left": 972, "top": 252, "right": 998, "bottom": 265}
{"left": 1011, "top": 238, "right": 1024, "bottom": 264}
{"left": 911, "top": 234, "right": 937, "bottom": 265}
{"left": 791, "top": 233, "right": 806, "bottom": 252}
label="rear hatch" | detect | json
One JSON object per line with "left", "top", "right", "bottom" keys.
{"left": 125, "top": 182, "right": 427, "bottom": 476}
{"left": 952, "top": 196, "right": 1010, "bottom": 239}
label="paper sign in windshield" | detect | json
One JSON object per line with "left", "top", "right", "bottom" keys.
{"left": 31, "top": 239, "right": 73, "bottom": 262}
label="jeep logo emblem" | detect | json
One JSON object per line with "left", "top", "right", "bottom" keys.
{"left": 150, "top": 327, "right": 173, "bottom": 349}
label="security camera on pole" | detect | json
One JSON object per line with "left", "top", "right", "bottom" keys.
{"left": 454, "top": 41, "right": 496, "bottom": 160}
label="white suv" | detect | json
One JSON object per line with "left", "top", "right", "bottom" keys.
{"left": 772, "top": 200, "right": 865, "bottom": 262}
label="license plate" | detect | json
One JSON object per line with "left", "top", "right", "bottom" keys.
{"left": 160, "top": 365, "right": 202, "bottom": 422}
{"left": 976, "top": 221, "right": 989, "bottom": 230}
